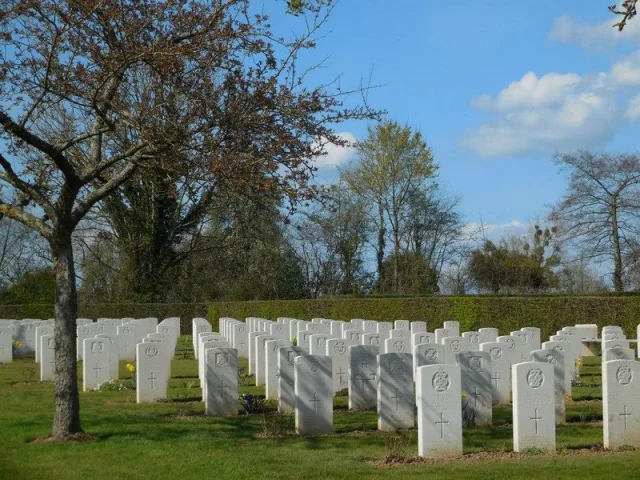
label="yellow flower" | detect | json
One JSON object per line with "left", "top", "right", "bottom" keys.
{"left": 12, "top": 340, "right": 23, "bottom": 348}
{"left": 461, "top": 391, "right": 468, "bottom": 399}
{"left": 126, "top": 363, "right": 136, "bottom": 373}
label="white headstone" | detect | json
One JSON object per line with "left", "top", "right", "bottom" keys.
{"left": 512, "top": 361, "right": 556, "bottom": 452}
{"left": 309, "top": 334, "right": 329, "bottom": 356}
{"left": 192, "top": 321, "right": 212, "bottom": 358}
{"left": 414, "top": 343, "right": 455, "bottom": 378}
{"left": 232, "top": 323, "right": 248, "bottom": 357}
{"left": 0, "top": 326, "right": 13, "bottom": 363}
{"left": 117, "top": 324, "right": 136, "bottom": 361}
{"left": 296, "top": 330, "right": 311, "bottom": 354}
{"left": 344, "top": 329, "right": 363, "bottom": 344}
{"left": 442, "top": 336, "right": 467, "bottom": 357}
{"left": 384, "top": 337, "right": 410, "bottom": 355}
{"left": 510, "top": 331, "right": 529, "bottom": 362}
{"left": 603, "top": 359, "right": 640, "bottom": 448}
{"left": 377, "top": 353, "right": 414, "bottom": 431}
{"left": 521, "top": 327, "right": 541, "bottom": 352}
{"left": 77, "top": 323, "right": 98, "bottom": 360}
{"left": 348, "top": 345, "right": 378, "bottom": 410}
{"left": 394, "top": 320, "right": 410, "bottom": 330}
{"left": 410, "top": 321, "right": 427, "bottom": 334}
{"left": 457, "top": 351, "right": 492, "bottom": 426}
{"left": 443, "top": 321, "right": 460, "bottom": 337}
{"left": 326, "top": 338, "right": 353, "bottom": 393}
{"left": 96, "top": 333, "right": 120, "bottom": 380}
{"left": 361, "top": 333, "right": 381, "bottom": 352}
{"left": 603, "top": 346, "right": 636, "bottom": 362}
{"left": 435, "top": 328, "right": 450, "bottom": 344}
{"left": 479, "top": 342, "right": 511, "bottom": 404}
{"left": 479, "top": 328, "right": 499, "bottom": 344}
{"left": 294, "top": 355, "right": 333, "bottom": 435}
{"left": 377, "top": 322, "right": 393, "bottom": 340}
{"left": 278, "top": 346, "right": 305, "bottom": 414}
{"left": 40, "top": 334, "right": 56, "bottom": 381}
{"left": 35, "top": 325, "right": 53, "bottom": 363}
{"left": 603, "top": 339, "right": 631, "bottom": 353}
{"left": 541, "top": 341, "right": 572, "bottom": 397}
{"left": 136, "top": 342, "right": 169, "bottom": 403}
{"left": 270, "top": 323, "right": 288, "bottom": 339}
{"left": 411, "top": 332, "right": 435, "bottom": 354}
{"left": 363, "top": 320, "right": 378, "bottom": 334}
{"left": 83, "top": 337, "right": 110, "bottom": 391}
{"left": 205, "top": 347, "right": 238, "bottom": 416}
{"left": 390, "top": 329, "right": 411, "bottom": 339}
{"left": 531, "top": 348, "right": 566, "bottom": 424}
{"left": 416, "top": 364, "right": 463, "bottom": 458}
{"left": 461, "top": 331, "right": 481, "bottom": 351}
{"left": 255, "top": 334, "right": 275, "bottom": 386}
{"left": 265, "top": 339, "right": 293, "bottom": 400}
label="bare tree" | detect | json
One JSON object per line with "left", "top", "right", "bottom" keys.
{"left": 549, "top": 152, "right": 640, "bottom": 292}
{"left": 402, "top": 189, "right": 465, "bottom": 283}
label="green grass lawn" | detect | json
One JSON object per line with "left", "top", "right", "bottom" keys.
{"left": 1, "top": 336, "right": 639, "bottom": 479}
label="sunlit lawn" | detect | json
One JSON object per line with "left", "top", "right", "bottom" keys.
{"left": 1, "top": 337, "right": 639, "bottom": 479}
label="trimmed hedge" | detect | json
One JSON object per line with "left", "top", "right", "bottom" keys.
{"left": 0, "top": 303, "right": 207, "bottom": 335}
{"left": 2, "top": 296, "right": 639, "bottom": 339}
{"left": 206, "top": 296, "right": 640, "bottom": 340}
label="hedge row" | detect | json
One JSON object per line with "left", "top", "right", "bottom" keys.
{"left": 206, "top": 296, "right": 640, "bottom": 340}
{"left": 0, "top": 303, "right": 207, "bottom": 335}
{"left": 2, "top": 297, "right": 639, "bottom": 339}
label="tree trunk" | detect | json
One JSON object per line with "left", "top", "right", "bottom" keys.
{"left": 392, "top": 215, "right": 400, "bottom": 294}
{"left": 376, "top": 203, "right": 385, "bottom": 292}
{"left": 51, "top": 234, "right": 83, "bottom": 438}
{"left": 611, "top": 203, "right": 624, "bottom": 292}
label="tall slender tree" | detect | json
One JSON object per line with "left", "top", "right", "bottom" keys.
{"left": 342, "top": 120, "right": 436, "bottom": 292}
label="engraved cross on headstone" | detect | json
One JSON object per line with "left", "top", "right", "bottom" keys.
{"left": 93, "top": 364, "right": 102, "bottom": 378}
{"left": 148, "top": 373, "right": 158, "bottom": 389}
{"left": 435, "top": 412, "right": 449, "bottom": 439}
{"left": 530, "top": 408, "right": 542, "bottom": 435}
{"left": 620, "top": 404, "right": 632, "bottom": 431}
{"left": 356, "top": 373, "right": 375, "bottom": 393}
{"left": 310, "top": 391, "right": 322, "bottom": 414}
{"left": 391, "top": 388, "right": 403, "bottom": 411}
{"left": 470, "top": 386, "right": 481, "bottom": 408}
{"left": 491, "top": 372, "right": 500, "bottom": 388}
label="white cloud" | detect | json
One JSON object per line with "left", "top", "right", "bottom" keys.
{"left": 474, "top": 72, "right": 582, "bottom": 111}
{"left": 611, "top": 51, "right": 640, "bottom": 85}
{"left": 313, "top": 132, "right": 357, "bottom": 168}
{"left": 548, "top": 15, "right": 640, "bottom": 49}
{"left": 625, "top": 94, "right": 640, "bottom": 121}
{"left": 463, "top": 71, "right": 618, "bottom": 157}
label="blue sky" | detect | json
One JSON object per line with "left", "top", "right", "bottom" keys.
{"left": 273, "top": 0, "right": 640, "bottom": 238}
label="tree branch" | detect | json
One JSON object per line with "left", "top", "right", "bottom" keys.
{"left": 71, "top": 161, "right": 139, "bottom": 226}
{"left": 0, "top": 152, "right": 56, "bottom": 221}
{"left": 0, "top": 203, "right": 52, "bottom": 238}
{"left": 0, "top": 109, "right": 80, "bottom": 184}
